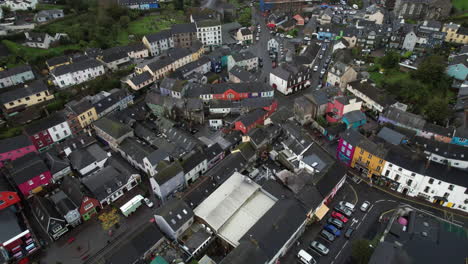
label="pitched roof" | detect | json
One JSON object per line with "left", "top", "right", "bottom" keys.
{"left": 65, "top": 98, "right": 94, "bottom": 114}
{"left": 94, "top": 117, "right": 132, "bottom": 139}
{"left": 128, "top": 71, "right": 153, "bottom": 86}
{"left": 171, "top": 23, "right": 197, "bottom": 34}
{"left": 24, "top": 112, "right": 67, "bottom": 135}
{"left": 0, "top": 65, "right": 33, "bottom": 80}
{"left": 0, "top": 134, "right": 33, "bottom": 154}
{"left": 119, "top": 137, "right": 155, "bottom": 164}
{"left": 10, "top": 153, "right": 49, "bottom": 185}
{"left": 60, "top": 175, "right": 85, "bottom": 206}
{"left": 155, "top": 199, "right": 193, "bottom": 231}
{"left": 181, "top": 150, "right": 207, "bottom": 173}
{"left": 377, "top": 127, "right": 406, "bottom": 145}
{"left": 51, "top": 59, "right": 102, "bottom": 77}
{"left": 155, "top": 161, "right": 183, "bottom": 184}
{"left": 50, "top": 190, "right": 78, "bottom": 216}
{"left": 0, "top": 80, "right": 48, "bottom": 105}
{"left": 237, "top": 109, "right": 268, "bottom": 127}
{"left": 144, "top": 29, "right": 172, "bottom": 43}
{"left": 69, "top": 143, "right": 108, "bottom": 171}
{"left": 382, "top": 107, "right": 426, "bottom": 130}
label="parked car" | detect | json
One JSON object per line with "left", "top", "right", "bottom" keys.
{"left": 297, "top": 249, "right": 316, "bottom": 264}
{"left": 320, "top": 68, "right": 326, "bottom": 75}
{"left": 320, "top": 229, "right": 335, "bottom": 242}
{"left": 324, "top": 224, "right": 341, "bottom": 237}
{"left": 309, "top": 241, "right": 330, "bottom": 255}
{"left": 331, "top": 211, "right": 349, "bottom": 223}
{"left": 339, "top": 201, "right": 356, "bottom": 211}
{"left": 322, "top": 45, "right": 327, "bottom": 51}
{"left": 334, "top": 205, "right": 352, "bottom": 217}
{"left": 143, "top": 198, "right": 154, "bottom": 208}
{"left": 280, "top": 34, "right": 285, "bottom": 38}
{"left": 360, "top": 201, "right": 371, "bottom": 212}
{"left": 327, "top": 217, "right": 344, "bottom": 229}
{"left": 344, "top": 227, "right": 354, "bottom": 239}
{"left": 304, "top": 36, "right": 311, "bottom": 41}
{"left": 313, "top": 65, "right": 319, "bottom": 72}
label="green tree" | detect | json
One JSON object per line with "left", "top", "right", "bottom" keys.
{"left": 412, "top": 55, "right": 452, "bottom": 93}
{"left": 119, "top": 16, "right": 131, "bottom": 28}
{"left": 175, "top": 0, "right": 184, "bottom": 10}
{"left": 238, "top": 8, "right": 252, "bottom": 27}
{"left": 352, "top": 240, "right": 374, "bottom": 264}
{"left": 424, "top": 97, "right": 451, "bottom": 125}
{"left": 378, "top": 51, "right": 400, "bottom": 70}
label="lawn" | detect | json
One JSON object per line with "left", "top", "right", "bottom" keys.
{"left": 126, "top": 13, "right": 185, "bottom": 39}
{"left": 453, "top": 0, "right": 468, "bottom": 11}
{"left": 2, "top": 40, "right": 81, "bottom": 64}
{"left": 369, "top": 71, "right": 383, "bottom": 86}
{"left": 36, "top": 3, "right": 66, "bottom": 10}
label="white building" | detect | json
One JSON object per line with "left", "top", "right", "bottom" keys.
{"left": 142, "top": 30, "right": 174, "bottom": 56}
{"left": 47, "top": 116, "right": 72, "bottom": 143}
{"left": 69, "top": 144, "right": 109, "bottom": 176}
{"left": 23, "top": 32, "right": 67, "bottom": 49}
{"left": 181, "top": 150, "right": 207, "bottom": 185}
{"left": 416, "top": 137, "right": 468, "bottom": 170}
{"left": 227, "top": 51, "right": 258, "bottom": 71}
{"left": 402, "top": 30, "right": 418, "bottom": 51}
{"left": 347, "top": 79, "right": 394, "bottom": 113}
{"left": 1, "top": 0, "right": 37, "bottom": 11}
{"left": 269, "top": 63, "right": 311, "bottom": 95}
{"left": 268, "top": 37, "right": 281, "bottom": 52}
{"left": 190, "top": 14, "right": 222, "bottom": 46}
{"left": 51, "top": 59, "right": 105, "bottom": 88}
{"left": 154, "top": 199, "right": 194, "bottom": 241}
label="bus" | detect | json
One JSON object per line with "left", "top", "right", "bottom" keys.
{"left": 120, "top": 195, "right": 144, "bottom": 217}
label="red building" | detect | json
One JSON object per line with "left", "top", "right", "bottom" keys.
{"left": 23, "top": 125, "right": 53, "bottom": 152}
{"left": 61, "top": 176, "right": 100, "bottom": 221}
{"left": 0, "top": 135, "right": 37, "bottom": 168}
{"left": 325, "top": 96, "right": 362, "bottom": 123}
{"left": 195, "top": 82, "right": 274, "bottom": 101}
{"left": 8, "top": 153, "right": 52, "bottom": 198}
{"left": 234, "top": 103, "right": 277, "bottom": 134}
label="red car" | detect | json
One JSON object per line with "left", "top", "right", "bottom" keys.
{"left": 331, "top": 211, "right": 349, "bottom": 223}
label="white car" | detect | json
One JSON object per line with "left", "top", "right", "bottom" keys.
{"left": 313, "top": 65, "right": 318, "bottom": 72}
{"left": 280, "top": 34, "right": 285, "bottom": 38}
{"left": 360, "top": 201, "right": 370, "bottom": 212}
{"left": 285, "top": 35, "right": 293, "bottom": 39}
{"left": 256, "top": 36, "right": 259, "bottom": 41}
{"left": 320, "top": 69, "right": 326, "bottom": 75}
{"left": 304, "top": 36, "right": 311, "bottom": 41}
{"left": 143, "top": 198, "right": 154, "bottom": 208}
{"left": 339, "top": 201, "right": 356, "bottom": 211}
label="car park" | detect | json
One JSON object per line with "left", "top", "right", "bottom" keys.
{"left": 327, "top": 217, "right": 344, "bottom": 229}
{"left": 320, "top": 229, "right": 335, "bottom": 242}
{"left": 334, "top": 205, "right": 352, "bottom": 217}
{"left": 339, "top": 201, "right": 356, "bottom": 211}
{"left": 310, "top": 241, "right": 330, "bottom": 255}
{"left": 297, "top": 249, "right": 316, "bottom": 264}
{"left": 331, "top": 211, "right": 349, "bottom": 223}
{"left": 360, "top": 201, "right": 371, "bottom": 212}
{"left": 324, "top": 224, "right": 341, "bottom": 237}
{"left": 344, "top": 227, "right": 354, "bottom": 239}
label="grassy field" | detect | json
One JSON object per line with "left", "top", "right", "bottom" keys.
{"left": 2, "top": 40, "right": 81, "bottom": 63}
{"left": 36, "top": 4, "right": 66, "bottom": 10}
{"left": 125, "top": 13, "right": 185, "bottom": 39}
{"left": 453, "top": 0, "right": 468, "bottom": 11}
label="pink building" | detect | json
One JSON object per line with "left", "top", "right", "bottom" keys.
{"left": 9, "top": 153, "right": 52, "bottom": 198}
{"left": 326, "top": 96, "right": 362, "bottom": 123}
{"left": 0, "top": 135, "right": 37, "bottom": 168}
{"left": 293, "top": 14, "right": 305, "bottom": 26}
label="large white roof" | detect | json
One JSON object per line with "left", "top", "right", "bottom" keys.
{"left": 194, "top": 172, "right": 276, "bottom": 246}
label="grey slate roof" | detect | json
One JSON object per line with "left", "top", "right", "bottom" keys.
{"left": 51, "top": 59, "right": 102, "bottom": 77}
{"left": 144, "top": 29, "right": 172, "bottom": 43}
{"left": 181, "top": 150, "right": 207, "bottom": 173}
{"left": 382, "top": 107, "right": 426, "bottom": 130}
{"left": 343, "top": 110, "right": 365, "bottom": 123}
{"left": 69, "top": 144, "right": 108, "bottom": 171}
{"left": 24, "top": 111, "right": 67, "bottom": 135}
{"left": 377, "top": 127, "right": 405, "bottom": 145}
{"left": 0, "top": 65, "right": 33, "bottom": 80}
{"left": 119, "top": 137, "right": 155, "bottom": 164}
{"left": 171, "top": 23, "right": 197, "bottom": 34}
{"left": 146, "top": 149, "right": 169, "bottom": 166}
{"left": 94, "top": 117, "right": 132, "bottom": 140}
{"left": 10, "top": 153, "right": 49, "bottom": 185}
{"left": 128, "top": 71, "right": 153, "bottom": 86}
{"left": 0, "top": 134, "right": 33, "bottom": 154}
{"left": 50, "top": 190, "right": 77, "bottom": 216}
{"left": 155, "top": 199, "right": 193, "bottom": 231}
{"left": 229, "top": 65, "right": 257, "bottom": 82}
{"left": 60, "top": 175, "right": 85, "bottom": 206}
{"left": 0, "top": 80, "right": 48, "bottom": 105}
{"left": 155, "top": 161, "right": 183, "bottom": 184}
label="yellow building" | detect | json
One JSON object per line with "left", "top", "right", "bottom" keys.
{"left": 442, "top": 23, "right": 468, "bottom": 44}
{"left": 0, "top": 81, "right": 54, "bottom": 111}
{"left": 66, "top": 99, "right": 98, "bottom": 128}
{"left": 46, "top": 55, "right": 71, "bottom": 71}
{"left": 351, "top": 141, "right": 387, "bottom": 178}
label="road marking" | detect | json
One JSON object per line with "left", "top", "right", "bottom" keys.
{"left": 368, "top": 204, "right": 374, "bottom": 213}
{"left": 330, "top": 261, "right": 334, "bottom": 264}
{"left": 334, "top": 241, "right": 348, "bottom": 260}
{"left": 375, "top": 199, "right": 385, "bottom": 204}
{"left": 346, "top": 182, "right": 359, "bottom": 205}
{"left": 350, "top": 218, "right": 359, "bottom": 227}
{"left": 387, "top": 200, "right": 397, "bottom": 203}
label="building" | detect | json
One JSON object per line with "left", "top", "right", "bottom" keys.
{"left": 0, "top": 81, "right": 54, "bottom": 116}
{"left": 446, "top": 55, "right": 468, "bottom": 81}
{"left": 229, "top": 65, "right": 258, "bottom": 83}
{"left": 8, "top": 153, "right": 53, "bottom": 198}
{"left": 126, "top": 71, "right": 155, "bottom": 91}
{"left": 191, "top": 13, "right": 222, "bottom": 47}
{"left": 81, "top": 157, "right": 141, "bottom": 207}
{"left": 42, "top": 149, "right": 71, "bottom": 182}
{"left": 185, "top": 82, "right": 274, "bottom": 101}
{"left": 442, "top": 23, "right": 468, "bottom": 44}
{"left": 23, "top": 32, "right": 66, "bottom": 49}
{"left": 342, "top": 110, "right": 367, "bottom": 129}
{"left": 154, "top": 199, "right": 194, "bottom": 240}
{"left": 171, "top": 23, "right": 198, "bottom": 48}
{"left": 326, "top": 96, "right": 362, "bottom": 123}
{"left": 51, "top": 59, "right": 105, "bottom": 88}
{"left": 347, "top": 79, "right": 396, "bottom": 113}
{"left": 326, "top": 62, "right": 357, "bottom": 90}
{"left": 34, "top": 9, "right": 64, "bottom": 23}
{"left": 142, "top": 30, "right": 174, "bottom": 56}
{"left": 227, "top": 51, "right": 258, "bottom": 71}
{"left": 236, "top": 28, "right": 253, "bottom": 44}
{"left": 0, "top": 0, "right": 38, "bottom": 11}
{"left": 65, "top": 99, "right": 98, "bottom": 128}
{"left": 30, "top": 195, "right": 68, "bottom": 240}
{"left": 50, "top": 190, "right": 81, "bottom": 227}
{"left": 97, "top": 49, "right": 131, "bottom": 71}
{"left": 149, "top": 161, "right": 184, "bottom": 202}
{"left": 181, "top": 150, "right": 208, "bottom": 185}
{"left": 93, "top": 117, "right": 134, "bottom": 150}
{"left": 269, "top": 63, "right": 312, "bottom": 95}
{"left": 392, "top": 0, "right": 451, "bottom": 21}
{"left": 234, "top": 108, "right": 276, "bottom": 134}
{"left": 0, "top": 135, "right": 36, "bottom": 168}
{"left": 118, "top": 0, "right": 159, "bottom": 9}
{"left": 0, "top": 65, "right": 35, "bottom": 89}
{"left": 46, "top": 55, "right": 71, "bottom": 71}
{"left": 61, "top": 175, "right": 100, "bottom": 221}
{"left": 23, "top": 112, "right": 71, "bottom": 151}
{"left": 69, "top": 143, "right": 109, "bottom": 176}
{"left": 118, "top": 137, "right": 155, "bottom": 172}
{"left": 93, "top": 89, "right": 134, "bottom": 118}
{"left": 267, "top": 37, "right": 281, "bottom": 52}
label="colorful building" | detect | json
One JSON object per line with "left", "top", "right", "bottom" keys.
{"left": 9, "top": 153, "right": 53, "bottom": 198}
{"left": 66, "top": 99, "right": 98, "bottom": 128}
{"left": 0, "top": 135, "right": 37, "bottom": 168}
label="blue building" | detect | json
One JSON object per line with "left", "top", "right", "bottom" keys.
{"left": 119, "top": 0, "right": 159, "bottom": 10}
{"left": 451, "top": 127, "right": 468, "bottom": 147}
{"left": 342, "top": 110, "right": 367, "bottom": 129}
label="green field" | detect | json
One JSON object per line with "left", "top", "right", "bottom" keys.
{"left": 2, "top": 40, "right": 81, "bottom": 63}
{"left": 453, "top": 0, "right": 468, "bottom": 11}
{"left": 126, "top": 13, "right": 185, "bottom": 39}
{"left": 36, "top": 4, "right": 66, "bottom": 10}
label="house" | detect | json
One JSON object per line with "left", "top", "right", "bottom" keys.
{"left": 364, "top": 5, "right": 384, "bottom": 24}
{"left": 142, "top": 30, "right": 174, "bottom": 56}
{"left": 326, "top": 62, "right": 357, "bottom": 90}
{"left": 51, "top": 59, "right": 105, "bottom": 88}
{"left": 342, "top": 110, "right": 367, "bottom": 129}
{"left": 93, "top": 89, "right": 134, "bottom": 118}
{"left": 378, "top": 106, "right": 426, "bottom": 133}
{"left": 24, "top": 112, "right": 71, "bottom": 151}
{"left": 184, "top": 98, "right": 205, "bottom": 124}
{"left": 69, "top": 143, "right": 108, "bottom": 176}
{"left": 30, "top": 195, "right": 68, "bottom": 240}
{"left": 347, "top": 79, "right": 396, "bottom": 113}
{"left": 171, "top": 23, "right": 198, "bottom": 49}
{"left": 23, "top": 32, "right": 67, "bottom": 49}
{"left": 143, "top": 149, "right": 170, "bottom": 177}
{"left": 65, "top": 99, "right": 98, "bottom": 128}
{"left": 123, "top": 43, "right": 149, "bottom": 59}
{"left": 42, "top": 149, "right": 71, "bottom": 182}
{"left": 326, "top": 96, "right": 362, "bottom": 123}
{"left": 333, "top": 38, "right": 350, "bottom": 52}
{"left": 236, "top": 28, "right": 253, "bottom": 44}
{"left": 377, "top": 127, "right": 408, "bottom": 146}
{"left": 267, "top": 37, "right": 281, "bottom": 52}
{"left": 451, "top": 127, "right": 468, "bottom": 147}
{"left": 229, "top": 65, "right": 258, "bottom": 83}
{"left": 270, "top": 63, "right": 312, "bottom": 95}
{"left": 81, "top": 156, "right": 141, "bottom": 207}
{"left": 234, "top": 108, "right": 275, "bottom": 134}
{"left": 105, "top": 223, "right": 166, "bottom": 264}
{"left": 190, "top": 13, "right": 222, "bottom": 46}
{"left": 415, "top": 137, "right": 468, "bottom": 170}
{"left": 50, "top": 190, "right": 81, "bottom": 227}
{"left": 150, "top": 161, "right": 185, "bottom": 202}
{"left": 34, "top": 9, "right": 64, "bottom": 23}
{"left": 350, "top": 135, "right": 388, "bottom": 178}
{"left": 0, "top": 135, "right": 36, "bottom": 168}
{"left": 61, "top": 175, "right": 100, "bottom": 221}
{"left": 293, "top": 14, "right": 305, "bottom": 26}
{"left": 181, "top": 150, "right": 207, "bottom": 185}
{"left": 8, "top": 153, "right": 52, "bottom": 197}
{"left": 392, "top": 0, "right": 451, "bottom": 20}
{"left": 118, "top": 137, "right": 155, "bottom": 172}
{"left": 0, "top": 0, "right": 38, "bottom": 11}
{"left": 294, "top": 96, "right": 315, "bottom": 125}
{"left": 447, "top": 55, "right": 468, "bottom": 81}
{"left": 442, "top": 23, "right": 468, "bottom": 44}
{"left": 304, "top": 87, "right": 341, "bottom": 120}
{"left": 401, "top": 26, "right": 418, "bottom": 51}
{"left": 0, "top": 80, "right": 54, "bottom": 116}
{"left": 126, "top": 71, "right": 155, "bottom": 91}
{"left": 0, "top": 65, "right": 35, "bottom": 89}
{"left": 46, "top": 55, "right": 71, "bottom": 71}
{"left": 227, "top": 51, "right": 258, "bottom": 71}
{"left": 318, "top": 9, "right": 333, "bottom": 25}
{"left": 185, "top": 82, "right": 274, "bottom": 101}
{"left": 97, "top": 49, "right": 131, "bottom": 71}
{"left": 173, "top": 56, "right": 211, "bottom": 80}
{"left": 154, "top": 199, "right": 194, "bottom": 240}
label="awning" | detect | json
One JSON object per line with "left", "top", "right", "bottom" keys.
{"left": 314, "top": 204, "right": 329, "bottom": 220}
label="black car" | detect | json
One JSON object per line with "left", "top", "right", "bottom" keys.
{"left": 344, "top": 227, "right": 354, "bottom": 239}
{"left": 320, "top": 229, "right": 335, "bottom": 242}
{"left": 334, "top": 205, "right": 352, "bottom": 217}
{"left": 327, "top": 217, "right": 344, "bottom": 229}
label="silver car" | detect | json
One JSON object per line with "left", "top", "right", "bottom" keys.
{"left": 310, "top": 241, "right": 329, "bottom": 255}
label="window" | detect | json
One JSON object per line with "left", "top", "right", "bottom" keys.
{"left": 40, "top": 174, "right": 46, "bottom": 180}
{"left": 84, "top": 203, "right": 94, "bottom": 211}
{"left": 376, "top": 166, "right": 381, "bottom": 171}
{"left": 366, "top": 160, "right": 370, "bottom": 166}
{"left": 28, "top": 180, "right": 34, "bottom": 185}
{"left": 341, "top": 146, "right": 346, "bottom": 152}
{"left": 8, "top": 195, "right": 14, "bottom": 200}
{"left": 424, "top": 186, "right": 430, "bottom": 193}
{"left": 443, "top": 192, "right": 449, "bottom": 198}
{"left": 394, "top": 174, "right": 400, "bottom": 181}
{"left": 343, "top": 141, "right": 347, "bottom": 146}
{"left": 398, "top": 168, "right": 402, "bottom": 171}
{"left": 360, "top": 149, "right": 364, "bottom": 155}
{"left": 428, "top": 178, "right": 434, "bottom": 184}
{"left": 448, "top": 185, "right": 454, "bottom": 191}
{"left": 368, "top": 154, "right": 373, "bottom": 159}
{"left": 379, "top": 159, "right": 383, "bottom": 164}
{"left": 407, "top": 179, "right": 413, "bottom": 186}
{"left": 42, "top": 131, "right": 47, "bottom": 136}
{"left": 385, "top": 170, "right": 390, "bottom": 176}
{"left": 411, "top": 173, "right": 415, "bottom": 176}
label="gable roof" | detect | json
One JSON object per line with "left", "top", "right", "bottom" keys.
{"left": 144, "top": 30, "right": 172, "bottom": 43}
{"left": 24, "top": 112, "right": 67, "bottom": 135}
{"left": 0, "top": 80, "right": 48, "bottom": 105}
{"left": 155, "top": 199, "right": 193, "bottom": 231}
{"left": 0, "top": 65, "right": 32, "bottom": 80}
{"left": 382, "top": 107, "right": 426, "bottom": 130}
{"left": 0, "top": 134, "right": 33, "bottom": 154}
{"left": 10, "top": 153, "right": 49, "bottom": 185}
{"left": 94, "top": 117, "right": 132, "bottom": 139}
{"left": 51, "top": 59, "right": 102, "bottom": 77}
{"left": 69, "top": 143, "right": 108, "bottom": 171}
{"left": 60, "top": 175, "right": 85, "bottom": 206}
{"left": 31, "top": 195, "right": 66, "bottom": 232}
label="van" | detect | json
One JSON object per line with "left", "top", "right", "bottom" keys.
{"left": 297, "top": 249, "right": 316, "bottom": 264}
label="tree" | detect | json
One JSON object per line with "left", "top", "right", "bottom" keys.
{"left": 119, "top": 16, "right": 130, "bottom": 28}
{"left": 98, "top": 209, "right": 120, "bottom": 230}
{"left": 378, "top": 51, "right": 400, "bottom": 70}
{"left": 412, "top": 55, "right": 450, "bottom": 89}
{"left": 175, "top": 0, "right": 184, "bottom": 10}
{"left": 424, "top": 97, "right": 451, "bottom": 125}
{"left": 238, "top": 8, "right": 252, "bottom": 27}
{"left": 352, "top": 240, "right": 374, "bottom": 264}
